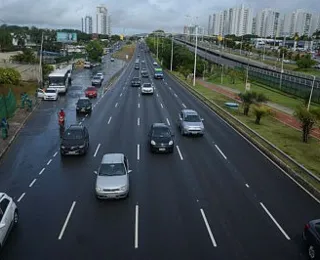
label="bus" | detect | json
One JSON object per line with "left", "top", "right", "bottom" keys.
{"left": 48, "top": 65, "right": 72, "bottom": 94}
{"left": 154, "top": 67, "right": 163, "bottom": 79}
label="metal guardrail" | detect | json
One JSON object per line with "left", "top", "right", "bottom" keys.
{"left": 167, "top": 71, "right": 320, "bottom": 198}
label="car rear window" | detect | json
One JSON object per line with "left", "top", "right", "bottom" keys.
{"left": 63, "top": 129, "right": 84, "bottom": 140}
{"left": 87, "top": 87, "right": 96, "bottom": 91}
{"left": 93, "top": 76, "right": 100, "bottom": 80}
{"left": 132, "top": 77, "right": 140, "bottom": 80}
{"left": 143, "top": 83, "right": 152, "bottom": 88}
{"left": 45, "top": 89, "right": 56, "bottom": 93}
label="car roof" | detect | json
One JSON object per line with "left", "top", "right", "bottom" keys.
{"left": 132, "top": 76, "right": 140, "bottom": 79}
{"left": 46, "top": 88, "right": 57, "bottom": 91}
{"left": 78, "top": 97, "right": 90, "bottom": 101}
{"left": 101, "top": 153, "right": 124, "bottom": 164}
{"left": 68, "top": 124, "right": 84, "bottom": 130}
{"left": 96, "top": 72, "right": 103, "bottom": 74}
{"left": 152, "top": 123, "right": 169, "bottom": 128}
{"left": 182, "top": 109, "right": 198, "bottom": 115}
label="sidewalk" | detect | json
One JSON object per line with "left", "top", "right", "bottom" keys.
{"left": 196, "top": 79, "right": 320, "bottom": 139}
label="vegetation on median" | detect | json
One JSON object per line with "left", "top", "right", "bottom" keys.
{"left": 112, "top": 44, "right": 136, "bottom": 61}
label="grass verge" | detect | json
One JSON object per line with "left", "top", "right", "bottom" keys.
{"left": 207, "top": 74, "right": 320, "bottom": 111}
{"left": 0, "top": 81, "right": 38, "bottom": 104}
{"left": 112, "top": 44, "right": 136, "bottom": 61}
{"left": 173, "top": 71, "right": 320, "bottom": 192}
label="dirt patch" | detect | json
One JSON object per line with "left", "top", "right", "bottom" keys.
{"left": 112, "top": 44, "right": 136, "bottom": 61}
{"left": 0, "top": 81, "right": 38, "bottom": 104}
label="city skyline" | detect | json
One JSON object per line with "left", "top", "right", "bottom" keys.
{"left": 81, "top": 5, "right": 112, "bottom": 35}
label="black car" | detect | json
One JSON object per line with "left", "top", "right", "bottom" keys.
{"left": 134, "top": 63, "right": 140, "bottom": 70}
{"left": 131, "top": 77, "right": 141, "bottom": 87}
{"left": 76, "top": 97, "right": 92, "bottom": 114}
{"left": 148, "top": 123, "right": 174, "bottom": 153}
{"left": 141, "top": 69, "right": 149, "bottom": 78}
{"left": 303, "top": 219, "right": 320, "bottom": 259}
{"left": 60, "top": 125, "right": 90, "bottom": 156}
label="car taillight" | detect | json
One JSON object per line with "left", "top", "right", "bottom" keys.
{"left": 304, "top": 223, "right": 310, "bottom": 230}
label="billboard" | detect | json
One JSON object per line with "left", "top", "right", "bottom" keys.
{"left": 56, "top": 32, "right": 77, "bottom": 43}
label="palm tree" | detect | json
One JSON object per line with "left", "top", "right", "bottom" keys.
{"left": 238, "top": 91, "right": 268, "bottom": 116}
{"left": 294, "top": 105, "right": 320, "bottom": 143}
{"left": 252, "top": 105, "right": 271, "bottom": 124}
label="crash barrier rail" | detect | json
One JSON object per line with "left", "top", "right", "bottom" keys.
{"left": 167, "top": 71, "right": 320, "bottom": 199}
{"left": 0, "top": 89, "right": 16, "bottom": 119}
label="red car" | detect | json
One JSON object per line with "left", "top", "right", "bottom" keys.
{"left": 85, "top": 86, "right": 97, "bottom": 98}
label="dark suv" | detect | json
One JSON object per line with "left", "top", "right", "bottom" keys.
{"left": 76, "top": 97, "right": 92, "bottom": 114}
{"left": 148, "top": 123, "right": 174, "bottom": 153}
{"left": 303, "top": 219, "right": 320, "bottom": 259}
{"left": 60, "top": 125, "right": 90, "bottom": 156}
{"left": 131, "top": 77, "right": 141, "bottom": 87}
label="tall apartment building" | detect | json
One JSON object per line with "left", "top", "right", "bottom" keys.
{"left": 210, "top": 4, "right": 253, "bottom": 36}
{"left": 208, "top": 15, "right": 212, "bottom": 35}
{"left": 96, "top": 5, "right": 108, "bottom": 35}
{"left": 107, "top": 15, "right": 111, "bottom": 35}
{"left": 82, "top": 15, "right": 93, "bottom": 34}
{"left": 255, "top": 8, "right": 280, "bottom": 37}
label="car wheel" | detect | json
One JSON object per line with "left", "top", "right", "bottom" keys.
{"left": 13, "top": 210, "right": 19, "bottom": 226}
{"left": 308, "top": 245, "right": 316, "bottom": 259}
{"left": 180, "top": 128, "right": 185, "bottom": 136}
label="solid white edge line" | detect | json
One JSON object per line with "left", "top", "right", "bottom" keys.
{"left": 135, "top": 204, "right": 139, "bottom": 248}
{"left": 214, "top": 144, "right": 227, "bottom": 160}
{"left": 58, "top": 201, "right": 76, "bottom": 240}
{"left": 206, "top": 102, "right": 320, "bottom": 204}
{"left": 29, "top": 178, "right": 37, "bottom": 188}
{"left": 176, "top": 145, "right": 183, "bottom": 160}
{"left": 260, "top": 202, "right": 291, "bottom": 240}
{"left": 17, "top": 192, "right": 26, "bottom": 202}
{"left": 108, "top": 116, "right": 112, "bottom": 124}
{"left": 137, "top": 144, "right": 140, "bottom": 160}
{"left": 137, "top": 117, "right": 140, "bottom": 126}
{"left": 93, "top": 143, "right": 101, "bottom": 157}
{"left": 39, "top": 168, "right": 45, "bottom": 175}
{"left": 166, "top": 118, "right": 170, "bottom": 125}
{"left": 160, "top": 103, "right": 164, "bottom": 108}
{"left": 182, "top": 103, "right": 187, "bottom": 108}
{"left": 47, "top": 159, "right": 52, "bottom": 165}
{"left": 53, "top": 152, "right": 58, "bottom": 157}
{"left": 200, "top": 209, "right": 218, "bottom": 247}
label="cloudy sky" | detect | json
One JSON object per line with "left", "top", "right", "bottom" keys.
{"left": 0, "top": 0, "right": 319, "bottom": 34}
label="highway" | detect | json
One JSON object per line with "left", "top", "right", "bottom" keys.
{"left": 0, "top": 44, "right": 319, "bottom": 259}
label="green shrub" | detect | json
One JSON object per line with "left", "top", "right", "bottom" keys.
{"left": 0, "top": 68, "right": 21, "bottom": 85}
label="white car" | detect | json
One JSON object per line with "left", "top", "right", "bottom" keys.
{"left": 43, "top": 88, "right": 58, "bottom": 101}
{"left": 0, "top": 193, "right": 19, "bottom": 249}
{"left": 36, "top": 88, "right": 45, "bottom": 99}
{"left": 96, "top": 73, "right": 104, "bottom": 80}
{"left": 84, "top": 62, "right": 92, "bottom": 68}
{"left": 141, "top": 83, "right": 154, "bottom": 95}
{"left": 153, "top": 61, "right": 158, "bottom": 66}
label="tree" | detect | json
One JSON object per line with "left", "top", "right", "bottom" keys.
{"left": 252, "top": 105, "right": 270, "bottom": 124}
{"left": 85, "top": 40, "right": 103, "bottom": 62}
{"left": 42, "top": 64, "right": 54, "bottom": 79}
{"left": 228, "top": 69, "right": 238, "bottom": 84}
{"left": 294, "top": 105, "right": 320, "bottom": 143}
{"left": 238, "top": 91, "right": 268, "bottom": 116}
{"left": 296, "top": 54, "right": 317, "bottom": 69}
{"left": 0, "top": 67, "right": 21, "bottom": 85}
{"left": 0, "top": 29, "right": 13, "bottom": 51}
{"left": 178, "top": 65, "right": 192, "bottom": 80}
{"left": 11, "top": 48, "right": 37, "bottom": 63}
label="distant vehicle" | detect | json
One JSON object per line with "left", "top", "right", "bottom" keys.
{"left": 134, "top": 62, "right": 140, "bottom": 70}
{"left": 95, "top": 153, "right": 132, "bottom": 199}
{"left": 43, "top": 88, "right": 58, "bottom": 101}
{"left": 141, "top": 83, "right": 154, "bottom": 95}
{"left": 141, "top": 60, "right": 145, "bottom": 64}
{"left": 60, "top": 125, "right": 89, "bottom": 156}
{"left": 154, "top": 67, "right": 163, "bottom": 79}
{"left": 36, "top": 88, "right": 45, "bottom": 99}
{"left": 153, "top": 61, "right": 158, "bottom": 66}
{"left": 131, "top": 77, "right": 141, "bottom": 87}
{"left": 85, "top": 86, "right": 98, "bottom": 98}
{"left": 76, "top": 97, "right": 92, "bottom": 114}
{"left": 96, "top": 72, "right": 104, "bottom": 80}
{"left": 111, "top": 58, "right": 115, "bottom": 62}
{"left": 141, "top": 69, "right": 149, "bottom": 78}
{"left": 84, "top": 62, "right": 92, "bottom": 68}
{"left": 148, "top": 123, "right": 174, "bottom": 153}
{"left": 303, "top": 219, "right": 320, "bottom": 260}
{"left": 92, "top": 75, "right": 103, "bottom": 86}
{"left": 47, "top": 65, "right": 73, "bottom": 94}
{"left": 178, "top": 109, "right": 204, "bottom": 136}
{"left": 0, "top": 192, "right": 19, "bottom": 250}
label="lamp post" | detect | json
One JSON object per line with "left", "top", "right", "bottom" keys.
{"left": 193, "top": 25, "right": 198, "bottom": 87}
{"left": 240, "top": 35, "right": 244, "bottom": 55}
{"left": 156, "top": 32, "right": 159, "bottom": 60}
{"left": 170, "top": 32, "right": 173, "bottom": 71}
{"left": 279, "top": 35, "right": 287, "bottom": 90}
{"left": 307, "top": 76, "right": 316, "bottom": 111}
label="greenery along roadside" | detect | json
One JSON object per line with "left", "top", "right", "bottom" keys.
{"left": 112, "top": 43, "right": 136, "bottom": 61}
{"left": 172, "top": 72, "right": 320, "bottom": 190}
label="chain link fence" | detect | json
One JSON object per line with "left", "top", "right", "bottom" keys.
{"left": 0, "top": 89, "right": 17, "bottom": 119}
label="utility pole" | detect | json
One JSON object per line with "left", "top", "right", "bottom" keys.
{"left": 193, "top": 25, "right": 198, "bottom": 87}
{"left": 156, "top": 33, "right": 159, "bottom": 60}
{"left": 39, "top": 32, "right": 44, "bottom": 88}
{"left": 170, "top": 33, "right": 174, "bottom": 71}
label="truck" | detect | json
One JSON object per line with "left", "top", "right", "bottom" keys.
{"left": 154, "top": 67, "right": 163, "bottom": 79}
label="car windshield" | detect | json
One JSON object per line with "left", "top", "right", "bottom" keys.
{"left": 87, "top": 87, "right": 96, "bottom": 91}
{"left": 143, "top": 84, "right": 152, "bottom": 88}
{"left": 93, "top": 76, "right": 100, "bottom": 80}
{"left": 96, "top": 73, "right": 102, "bottom": 76}
{"left": 185, "top": 114, "right": 201, "bottom": 122}
{"left": 99, "top": 163, "right": 125, "bottom": 176}
{"left": 45, "top": 89, "right": 56, "bottom": 93}
{"left": 152, "top": 127, "right": 171, "bottom": 137}
{"left": 77, "top": 99, "right": 91, "bottom": 106}
{"left": 132, "top": 77, "right": 139, "bottom": 81}
{"left": 63, "top": 129, "right": 83, "bottom": 140}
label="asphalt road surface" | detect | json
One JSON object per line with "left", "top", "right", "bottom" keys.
{"left": 0, "top": 45, "right": 319, "bottom": 260}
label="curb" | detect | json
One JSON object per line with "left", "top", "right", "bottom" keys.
{"left": 0, "top": 100, "right": 40, "bottom": 160}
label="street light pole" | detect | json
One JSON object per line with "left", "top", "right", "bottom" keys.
{"left": 279, "top": 35, "right": 286, "bottom": 90}
{"left": 307, "top": 76, "right": 316, "bottom": 111}
{"left": 240, "top": 35, "right": 244, "bottom": 55}
{"left": 156, "top": 33, "right": 159, "bottom": 60}
{"left": 170, "top": 33, "right": 174, "bottom": 71}
{"left": 39, "top": 32, "right": 44, "bottom": 88}
{"left": 193, "top": 25, "right": 198, "bottom": 87}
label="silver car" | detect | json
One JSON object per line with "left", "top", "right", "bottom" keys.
{"left": 178, "top": 109, "right": 204, "bottom": 136}
{"left": 95, "top": 153, "right": 131, "bottom": 199}
{"left": 141, "top": 83, "right": 154, "bottom": 94}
